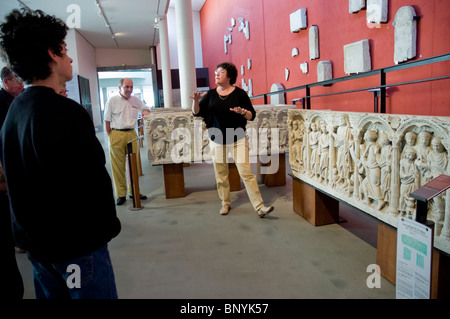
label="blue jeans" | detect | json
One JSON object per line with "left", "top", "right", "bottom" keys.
{"left": 28, "top": 245, "right": 118, "bottom": 299}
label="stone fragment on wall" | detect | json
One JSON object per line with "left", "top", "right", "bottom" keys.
{"left": 270, "top": 83, "right": 286, "bottom": 105}
{"left": 288, "top": 109, "right": 450, "bottom": 255}
{"left": 344, "top": 39, "right": 371, "bottom": 74}
{"left": 290, "top": 8, "right": 307, "bottom": 33}
{"left": 367, "top": 0, "right": 388, "bottom": 23}
{"left": 309, "top": 25, "right": 319, "bottom": 60}
{"left": 349, "top": 0, "right": 366, "bottom": 13}
{"left": 241, "top": 78, "right": 253, "bottom": 97}
{"left": 224, "top": 34, "right": 232, "bottom": 54}
{"left": 300, "top": 62, "right": 308, "bottom": 74}
{"left": 394, "top": 6, "right": 417, "bottom": 64}
{"left": 317, "top": 61, "right": 332, "bottom": 82}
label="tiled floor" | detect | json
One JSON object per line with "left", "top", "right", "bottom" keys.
{"left": 15, "top": 127, "right": 396, "bottom": 299}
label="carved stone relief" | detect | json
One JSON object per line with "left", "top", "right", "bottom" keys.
{"left": 344, "top": 39, "right": 371, "bottom": 74}
{"left": 270, "top": 83, "right": 286, "bottom": 105}
{"left": 288, "top": 109, "right": 450, "bottom": 255}
{"left": 394, "top": 6, "right": 417, "bottom": 64}
{"left": 144, "top": 105, "right": 294, "bottom": 165}
{"left": 238, "top": 18, "right": 250, "bottom": 40}
{"left": 349, "top": 0, "right": 366, "bottom": 13}
{"left": 317, "top": 61, "right": 333, "bottom": 82}
{"left": 367, "top": 0, "right": 388, "bottom": 24}
{"left": 241, "top": 78, "right": 253, "bottom": 97}
{"left": 300, "top": 62, "right": 308, "bottom": 74}
{"left": 290, "top": 8, "right": 307, "bottom": 33}
{"left": 224, "top": 34, "right": 232, "bottom": 54}
{"left": 309, "top": 25, "right": 319, "bottom": 60}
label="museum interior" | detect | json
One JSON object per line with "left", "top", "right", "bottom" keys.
{"left": 2, "top": 0, "right": 450, "bottom": 300}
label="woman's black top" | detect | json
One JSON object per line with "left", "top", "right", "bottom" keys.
{"left": 194, "top": 86, "right": 256, "bottom": 145}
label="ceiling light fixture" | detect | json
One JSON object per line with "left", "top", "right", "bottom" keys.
{"left": 95, "top": 0, "right": 119, "bottom": 47}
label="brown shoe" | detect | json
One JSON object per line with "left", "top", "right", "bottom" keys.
{"left": 220, "top": 205, "right": 230, "bottom": 215}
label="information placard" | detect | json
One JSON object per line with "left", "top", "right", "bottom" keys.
{"left": 396, "top": 217, "right": 433, "bottom": 299}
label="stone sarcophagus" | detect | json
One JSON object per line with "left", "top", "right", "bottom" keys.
{"left": 288, "top": 109, "right": 450, "bottom": 255}
{"left": 143, "top": 105, "right": 295, "bottom": 165}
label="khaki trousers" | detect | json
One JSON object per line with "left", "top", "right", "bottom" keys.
{"left": 108, "top": 129, "right": 141, "bottom": 197}
{"left": 209, "top": 137, "right": 264, "bottom": 211}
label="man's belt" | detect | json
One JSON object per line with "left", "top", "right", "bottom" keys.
{"left": 112, "top": 128, "right": 134, "bottom": 131}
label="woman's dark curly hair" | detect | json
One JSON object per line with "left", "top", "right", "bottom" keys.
{"left": 0, "top": 8, "right": 68, "bottom": 84}
{"left": 217, "top": 62, "right": 238, "bottom": 85}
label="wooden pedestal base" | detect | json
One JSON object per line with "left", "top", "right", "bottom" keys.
{"left": 163, "top": 163, "right": 185, "bottom": 199}
{"left": 376, "top": 222, "right": 450, "bottom": 299}
{"left": 376, "top": 223, "right": 397, "bottom": 284}
{"left": 259, "top": 153, "right": 286, "bottom": 187}
{"left": 291, "top": 176, "right": 339, "bottom": 226}
{"left": 162, "top": 163, "right": 241, "bottom": 198}
{"left": 229, "top": 163, "right": 242, "bottom": 191}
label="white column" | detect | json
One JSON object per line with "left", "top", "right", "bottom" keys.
{"left": 158, "top": 16, "right": 173, "bottom": 108}
{"left": 174, "top": 0, "right": 197, "bottom": 109}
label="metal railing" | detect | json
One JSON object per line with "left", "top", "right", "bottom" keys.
{"left": 251, "top": 53, "right": 450, "bottom": 113}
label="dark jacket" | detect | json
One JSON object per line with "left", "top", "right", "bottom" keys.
{"left": 0, "top": 88, "right": 14, "bottom": 128}
{"left": 0, "top": 86, "right": 121, "bottom": 262}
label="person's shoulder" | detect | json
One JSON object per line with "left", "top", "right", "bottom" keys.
{"left": 233, "top": 86, "right": 250, "bottom": 98}
{"left": 202, "top": 88, "right": 215, "bottom": 97}
{"left": 233, "top": 86, "right": 246, "bottom": 94}
{"left": 108, "top": 95, "right": 122, "bottom": 102}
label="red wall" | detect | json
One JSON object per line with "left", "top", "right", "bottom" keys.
{"left": 200, "top": 0, "right": 450, "bottom": 116}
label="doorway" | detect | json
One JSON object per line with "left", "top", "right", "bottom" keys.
{"left": 97, "top": 66, "right": 157, "bottom": 122}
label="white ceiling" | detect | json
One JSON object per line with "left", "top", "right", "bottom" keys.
{"left": 0, "top": 0, "right": 206, "bottom": 49}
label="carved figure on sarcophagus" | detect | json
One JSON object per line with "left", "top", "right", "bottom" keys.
{"left": 257, "top": 110, "right": 273, "bottom": 156}
{"left": 277, "top": 109, "right": 289, "bottom": 153}
{"left": 332, "top": 113, "right": 353, "bottom": 195}
{"left": 287, "top": 112, "right": 306, "bottom": 173}
{"left": 147, "top": 118, "right": 170, "bottom": 162}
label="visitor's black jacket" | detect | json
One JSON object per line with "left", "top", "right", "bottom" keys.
{"left": 0, "top": 86, "right": 121, "bottom": 263}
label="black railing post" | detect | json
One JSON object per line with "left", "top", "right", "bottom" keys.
{"left": 380, "top": 69, "right": 386, "bottom": 113}
{"left": 305, "top": 85, "right": 311, "bottom": 109}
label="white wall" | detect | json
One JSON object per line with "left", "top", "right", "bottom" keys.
{"left": 66, "top": 29, "right": 105, "bottom": 127}
{"left": 157, "top": 7, "right": 203, "bottom": 70}
{"left": 95, "top": 48, "right": 152, "bottom": 68}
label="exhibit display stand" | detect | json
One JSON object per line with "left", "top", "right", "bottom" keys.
{"left": 402, "top": 174, "right": 450, "bottom": 299}
{"left": 395, "top": 216, "right": 433, "bottom": 299}
{"left": 378, "top": 175, "right": 450, "bottom": 299}
{"left": 258, "top": 153, "right": 287, "bottom": 187}
{"left": 290, "top": 175, "right": 339, "bottom": 226}
{"left": 162, "top": 163, "right": 186, "bottom": 199}
{"left": 127, "top": 138, "right": 143, "bottom": 210}
{"left": 291, "top": 173, "right": 450, "bottom": 298}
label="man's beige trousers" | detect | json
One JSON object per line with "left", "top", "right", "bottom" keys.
{"left": 108, "top": 129, "right": 141, "bottom": 197}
